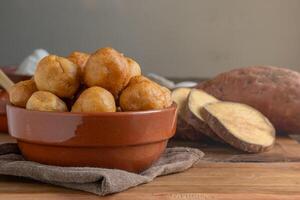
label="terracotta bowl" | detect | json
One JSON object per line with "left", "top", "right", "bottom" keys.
{"left": 0, "top": 66, "right": 31, "bottom": 132}
{"left": 7, "top": 104, "right": 177, "bottom": 172}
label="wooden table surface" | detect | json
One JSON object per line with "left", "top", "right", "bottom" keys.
{"left": 1, "top": 133, "right": 300, "bottom": 200}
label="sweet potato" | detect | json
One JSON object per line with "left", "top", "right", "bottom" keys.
{"left": 201, "top": 102, "right": 275, "bottom": 153}
{"left": 171, "top": 88, "right": 204, "bottom": 140}
{"left": 184, "top": 89, "right": 223, "bottom": 142}
{"left": 198, "top": 66, "right": 300, "bottom": 135}
{"left": 175, "top": 117, "right": 204, "bottom": 141}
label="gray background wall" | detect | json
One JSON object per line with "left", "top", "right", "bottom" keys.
{"left": 0, "top": 0, "right": 299, "bottom": 77}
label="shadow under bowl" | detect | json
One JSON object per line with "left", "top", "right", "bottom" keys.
{"left": 7, "top": 104, "right": 177, "bottom": 173}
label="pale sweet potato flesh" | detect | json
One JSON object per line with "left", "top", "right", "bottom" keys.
{"left": 202, "top": 102, "right": 275, "bottom": 152}
{"left": 188, "top": 89, "right": 219, "bottom": 121}
{"left": 171, "top": 88, "right": 191, "bottom": 116}
{"left": 185, "top": 89, "right": 223, "bottom": 142}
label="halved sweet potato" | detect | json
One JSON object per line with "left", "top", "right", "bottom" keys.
{"left": 201, "top": 102, "right": 276, "bottom": 153}
{"left": 184, "top": 89, "right": 223, "bottom": 142}
{"left": 171, "top": 88, "right": 204, "bottom": 140}
{"left": 197, "top": 66, "right": 300, "bottom": 135}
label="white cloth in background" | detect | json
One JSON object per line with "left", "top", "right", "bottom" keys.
{"left": 15, "top": 49, "right": 49, "bottom": 75}
{"left": 147, "top": 73, "right": 197, "bottom": 89}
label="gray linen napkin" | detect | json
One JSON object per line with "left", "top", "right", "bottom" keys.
{"left": 0, "top": 143, "right": 204, "bottom": 196}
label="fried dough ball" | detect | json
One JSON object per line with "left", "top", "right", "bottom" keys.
{"left": 34, "top": 55, "right": 80, "bottom": 98}
{"left": 67, "top": 51, "right": 90, "bottom": 74}
{"left": 26, "top": 91, "right": 67, "bottom": 112}
{"left": 71, "top": 86, "right": 116, "bottom": 113}
{"left": 161, "top": 86, "right": 172, "bottom": 107}
{"left": 128, "top": 75, "right": 149, "bottom": 85}
{"left": 126, "top": 57, "right": 141, "bottom": 79}
{"left": 9, "top": 79, "right": 37, "bottom": 107}
{"left": 83, "top": 47, "right": 129, "bottom": 97}
{"left": 63, "top": 84, "right": 87, "bottom": 110}
{"left": 120, "top": 76, "right": 172, "bottom": 111}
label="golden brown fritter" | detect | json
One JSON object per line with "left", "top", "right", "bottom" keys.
{"left": 71, "top": 86, "right": 116, "bottom": 113}
{"left": 160, "top": 86, "right": 173, "bottom": 107}
{"left": 83, "top": 47, "right": 129, "bottom": 97}
{"left": 26, "top": 91, "right": 67, "bottom": 112}
{"left": 9, "top": 79, "right": 37, "bottom": 107}
{"left": 119, "top": 76, "right": 172, "bottom": 111}
{"left": 127, "top": 75, "right": 149, "bottom": 85}
{"left": 67, "top": 51, "right": 90, "bottom": 74}
{"left": 34, "top": 55, "right": 81, "bottom": 98}
{"left": 126, "top": 57, "right": 141, "bottom": 80}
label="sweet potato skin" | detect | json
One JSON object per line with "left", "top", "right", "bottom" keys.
{"left": 175, "top": 117, "right": 205, "bottom": 141}
{"left": 197, "top": 66, "right": 300, "bottom": 135}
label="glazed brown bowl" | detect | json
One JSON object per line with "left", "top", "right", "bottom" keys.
{"left": 7, "top": 104, "right": 177, "bottom": 173}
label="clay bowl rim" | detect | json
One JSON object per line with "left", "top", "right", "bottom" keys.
{"left": 7, "top": 103, "right": 177, "bottom": 116}
{"left": 7, "top": 103, "right": 177, "bottom": 147}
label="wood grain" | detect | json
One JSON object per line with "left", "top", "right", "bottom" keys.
{"left": 169, "top": 135, "right": 300, "bottom": 162}
{"left": 0, "top": 133, "right": 300, "bottom": 199}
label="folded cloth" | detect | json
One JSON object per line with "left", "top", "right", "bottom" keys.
{"left": 0, "top": 143, "right": 204, "bottom": 196}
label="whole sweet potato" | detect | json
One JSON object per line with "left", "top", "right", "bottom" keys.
{"left": 197, "top": 66, "right": 300, "bottom": 135}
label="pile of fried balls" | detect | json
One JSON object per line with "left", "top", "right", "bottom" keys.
{"left": 9, "top": 47, "right": 172, "bottom": 113}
